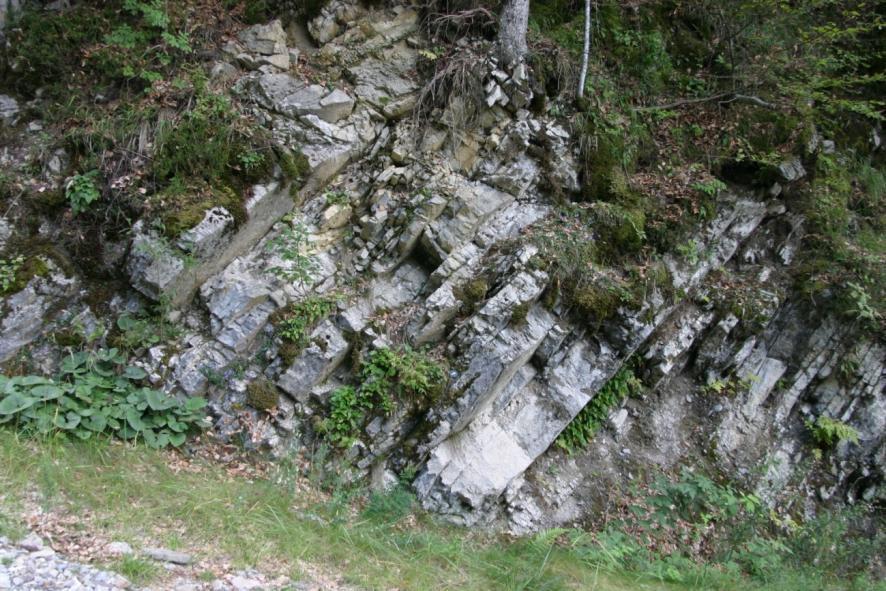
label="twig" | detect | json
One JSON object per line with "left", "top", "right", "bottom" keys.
{"left": 638, "top": 92, "right": 775, "bottom": 111}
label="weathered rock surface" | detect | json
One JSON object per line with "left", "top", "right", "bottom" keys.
{"left": 1, "top": 0, "right": 881, "bottom": 539}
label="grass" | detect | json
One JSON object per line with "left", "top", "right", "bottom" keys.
{"left": 112, "top": 555, "right": 160, "bottom": 585}
{"left": 0, "top": 430, "right": 875, "bottom": 591}
{"left": 0, "top": 430, "right": 667, "bottom": 591}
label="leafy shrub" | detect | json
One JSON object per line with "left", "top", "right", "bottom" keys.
{"left": 647, "top": 468, "right": 762, "bottom": 528}
{"left": 95, "top": 0, "right": 192, "bottom": 85}
{"left": 556, "top": 365, "right": 642, "bottom": 453}
{"left": 322, "top": 386, "right": 367, "bottom": 447}
{"left": 324, "top": 190, "right": 349, "bottom": 206}
{"left": 359, "top": 347, "right": 447, "bottom": 411}
{"left": 320, "top": 347, "right": 446, "bottom": 447}
{"left": 111, "top": 312, "right": 178, "bottom": 351}
{"left": 702, "top": 375, "right": 753, "bottom": 398}
{"left": 691, "top": 178, "right": 727, "bottom": 197}
{"left": 65, "top": 171, "right": 101, "bottom": 215}
{"left": 805, "top": 415, "right": 860, "bottom": 449}
{"left": 571, "top": 462, "right": 884, "bottom": 586}
{"left": 0, "top": 349, "right": 207, "bottom": 448}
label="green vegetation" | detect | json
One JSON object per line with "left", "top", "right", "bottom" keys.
{"left": 0, "top": 432, "right": 881, "bottom": 590}
{"left": 556, "top": 365, "right": 643, "bottom": 454}
{"left": 510, "top": 300, "right": 531, "bottom": 325}
{"left": 320, "top": 347, "right": 445, "bottom": 447}
{"left": 0, "top": 255, "right": 49, "bottom": 296}
{"left": 266, "top": 222, "right": 318, "bottom": 286}
{"left": 0, "top": 349, "right": 207, "bottom": 449}
{"left": 0, "top": 1, "right": 303, "bottom": 256}
{"left": 456, "top": 277, "right": 489, "bottom": 310}
{"left": 532, "top": 203, "right": 663, "bottom": 330}
{"left": 323, "top": 190, "right": 350, "bottom": 206}
{"left": 0, "top": 255, "right": 25, "bottom": 294}
{"left": 794, "top": 154, "right": 885, "bottom": 333}
{"left": 271, "top": 295, "right": 338, "bottom": 365}
{"left": 574, "top": 467, "right": 883, "bottom": 589}
{"left": 111, "top": 311, "right": 179, "bottom": 351}
{"left": 527, "top": 0, "right": 885, "bottom": 327}
{"left": 65, "top": 171, "right": 102, "bottom": 216}
{"left": 0, "top": 431, "right": 652, "bottom": 591}
{"left": 111, "top": 555, "right": 159, "bottom": 585}
{"left": 805, "top": 415, "right": 860, "bottom": 449}
{"left": 703, "top": 375, "right": 753, "bottom": 398}
{"left": 152, "top": 81, "right": 271, "bottom": 187}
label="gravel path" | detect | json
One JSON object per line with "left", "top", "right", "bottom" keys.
{"left": 0, "top": 535, "right": 129, "bottom": 591}
{"left": 0, "top": 533, "right": 315, "bottom": 591}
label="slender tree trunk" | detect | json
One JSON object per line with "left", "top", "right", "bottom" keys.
{"left": 498, "top": 0, "right": 530, "bottom": 67}
{"left": 577, "top": 0, "right": 591, "bottom": 98}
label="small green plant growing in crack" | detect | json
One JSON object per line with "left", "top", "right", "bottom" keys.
{"left": 324, "top": 190, "right": 349, "bottom": 206}
{"left": 691, "top": 178, "right": 727, "bottom": 198}
{"left": 237, "top": 150, "right": 266, "bottom": 174}
{"left": 266, "top": 222, "right": 318, "bottom": 286}
{"left": 806, "top": 415, "right": 860, "bottom": 449}
{"left": 272, "top": 295, "right": 338, "bottom": 365}
{"left": 676, "top": 239, "right": 702, "bottom": 266}
{"left": 65, "top": 170, "right": 101, "bottom": 215}
{"left": 556, "top": 365, "right": 643, "bottom": 454}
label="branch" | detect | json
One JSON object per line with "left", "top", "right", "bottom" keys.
{"left": 637, "top": 92, "right": 776, "bottom": 111}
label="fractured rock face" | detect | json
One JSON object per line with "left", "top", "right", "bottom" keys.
{"left": 254, "top": 73, "right": 355, "bottom": 123}
{"left": 0, "top": 261, "right": 78, "bottom": 363}
{"left": 12, "top": 0, "right": 873, "bottom": 539}
{"left": 277, "top": 319, "right": 350, "bottom": 403}
{"left": 239, "top": 20, "right": 288, "bottom": 56}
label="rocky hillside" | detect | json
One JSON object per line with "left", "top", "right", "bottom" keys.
{"left": 0, "top": 0, "right": 883, "bottom": 547}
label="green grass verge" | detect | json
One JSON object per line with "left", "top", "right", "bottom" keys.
{"left": 0, "top": 430, "right": 657, "bottom": 590}
{"left": 0, "top": 430, "right": 878, "bottom": 591}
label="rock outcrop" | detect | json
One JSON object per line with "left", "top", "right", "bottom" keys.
{"left": 0, "top": 0, "right": 881, "bottom": 535}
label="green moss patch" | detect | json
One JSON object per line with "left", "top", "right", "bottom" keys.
{"left": 246, "top": 378, "right": 280, "bottom": 411}
{"left": 0, "top": 255, "right": 49, "bottom": 296}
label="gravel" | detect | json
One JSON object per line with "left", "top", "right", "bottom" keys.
{"left": 0, "top": 534, "right": 318, "bottom": 590}
{"left": 0, "top": 535, "right": 130, "bottom": 591}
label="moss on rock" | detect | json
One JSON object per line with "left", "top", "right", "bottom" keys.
{"left": 0, "top": 255, "right": 49, "bottom": 296}
{"left": 456, "top": 278, "right": 489, "bottom": 311}
{"left": 154, "top": 182, "right": 246, "bottom": 240}
{"left": 246, "top": 378, "right": 280, "bottom": 411}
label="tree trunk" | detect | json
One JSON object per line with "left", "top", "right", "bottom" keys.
{"left": 577, "top": 0, "right": 591, "bottom": 98}
{"left": 498, "top": 0, "right": 529, "bottom": 67}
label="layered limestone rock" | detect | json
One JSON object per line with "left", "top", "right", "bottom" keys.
{"left": 1, "top": 0, "right": 881, "bottom": 535}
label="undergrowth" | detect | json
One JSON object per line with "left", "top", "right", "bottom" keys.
{"left": 0, "top": 432, "right": 881, "bottom": 591}
{"left": 320, "top": 347, "right": 446, "bottom": 447}
{"left": 0, "top": 349, "right": 207, "bottom": 448}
